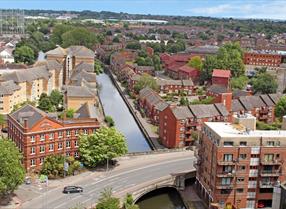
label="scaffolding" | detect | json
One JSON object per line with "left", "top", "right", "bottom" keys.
{"left": 0, "top": 9, "right": 25, "bottom": 35}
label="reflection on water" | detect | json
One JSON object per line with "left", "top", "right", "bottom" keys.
{"left": 136, "top": 187, "right": 186, "bottom": 209}
{"left": 96, "top": 73, "right": 151, "bottom": 152}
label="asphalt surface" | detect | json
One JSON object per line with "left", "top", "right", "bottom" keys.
{"left": 20, "top": 153, "right": 195, "bottom": 209}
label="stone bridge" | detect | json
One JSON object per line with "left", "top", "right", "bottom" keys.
{"left": 115, "top": 169, "right": 196, "bottom": 203}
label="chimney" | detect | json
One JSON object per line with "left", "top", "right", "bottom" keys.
{"left": 23, "top": 119, "right": 28, "bottom": 129}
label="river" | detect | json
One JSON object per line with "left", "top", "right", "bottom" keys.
{"left": 96, "top": 73, "right": 151, "bottom": 152}
{"left": 136, "top": 187, "right": 187, "bottom": 209}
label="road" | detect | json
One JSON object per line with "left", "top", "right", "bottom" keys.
{"left": 19, "top": 151, "right": 195, "bottom": 209}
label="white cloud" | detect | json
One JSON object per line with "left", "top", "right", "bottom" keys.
{"left": 188, "top": 1, "right": 286, "bottom": 20}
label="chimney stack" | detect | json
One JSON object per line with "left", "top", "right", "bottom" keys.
{"left": 23, "top": 119, "right": 28, "bottom": 129}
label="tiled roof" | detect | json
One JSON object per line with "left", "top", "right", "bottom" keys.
{"left": 231, "top": 99, "right": 245, "bottom": 112}
{"left": 182, "top": 79, "right": 194, "bottom": 86}
{"left": 232, "top": 89, "right": 249, "bottom": 98}
{"left": 212, "top": 69, "right": 231, "bottom": 78}
{"left": 208, "top": 85, "right": 228, "bottom": 94}
{"left": 260, "top": 94, "right": 275, "bottom": 106}
{"left": 0, "top": 80, "right": 21, "bottom": 95}
{"left": 74, "top": 62, "right": 94, "bottom": 73}
{"left": 10, "top": 104, "right": 46, "bottom": 129}
{"left": 46, "top": 46, "right": 66, "bottom": 56}
{"left": 239, "top": 96, "right": 266, "bottom": 110}
{"left": 156, "top": 79, "right": 182, "bottom": 86}
{"left": 70, "top": 70, "right": 97, "bottom": 83}
{"left": 214, "top": 103, "right": 229, "bottom": 116}
{"left": 75, "top": 102, "right": 98, "bottom": 119}
{"left": 172, "top": 106, "right": 193, "bottom": 120}
{"left": 66, "top": 46, "right": 95, "bottom": 57}
{"left": 189, "top": 104, "right": 220, "bottom": 119}
{"left": 268, "top": 93, "right": 283, "bottom": 104}
{"left": 179, "top": 65, "right": 197, "bottom": 73}
{"left": 65, "top": 86, "right": 95, "bottom": 98}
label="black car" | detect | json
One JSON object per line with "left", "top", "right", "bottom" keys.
{"left": 63, "top": 186, "right": 83, "bottom": 194}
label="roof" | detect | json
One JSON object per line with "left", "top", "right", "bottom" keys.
{"left": 0, "top": 80, "right": 21, "bottom": 95}
{"left": 260, "top": 94, "right": 275, "bottom": 106}
{"left": 46, "top": 60, "right": 63, "bottom": 71}
{"left": 1, "top": 65, "right": 51, "bottom": 83}
{"left": 208, "top": 85, "right": 228, "bottom": 94}
{"left": 268, "top": 93, "right": 283, "bottom": 104}
{"left": 182, "top": 79, "right": 194, "bottom": 86}
{"left": 75, "top": 102, "right": 98, "bottom": 119}
{"left": 154, "top": 101, "right": 168, "bottom": 111}
{"left": 74, "top": 62, "right": 94, "bottom": 73}
{"left": 214, "top": 103, "right": 229, "bottom": 116}
{"left": 66, "top": 86, "right": 95, "bottom": 98}
{"left": 70, "top": 70, "right": 97, "bottom": 83}
{"left": 212, "top": 69, "right": 231, "bottom": 78}
{"left": 10, "top": 104, "right": 46, "bottom": 129}
{"left": 172, "top": 106, "right": 193, "bottom": 120}
{"left": 156, "top": 79, "right": 182, "bottom": 86}
{"left": 239, "top": 96, "right": 266, "bottom": 110}
{"left": 67, "top": 46, "right": 95, "bottom": 58}
{"left": 46, "top": 46, "right": 66, "bottom": 56}
{"left": 232, "top": 89, "right": 249, "bottom": 98}
{"left": 231, "top": 99, "right": 245, "bottom": 112}
{"left": 178, "top": 65, "right": 197, "bottom": 73}
{"left": 189, "top": 104, "right": 220, "bottom": 119}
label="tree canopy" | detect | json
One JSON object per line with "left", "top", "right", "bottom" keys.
{"left": 134, "top": 74, "right": 158, "bottom": 93}
{"left": 231, "top": 75, "right": 248, "bottom": 90}
{"left": 275, "top": 96, "right": 286, "bottom": 118}
{"left": 96, "top": 188, "right": 120, "bottom": 209}
{"left": 252, "top": 72, "right": 278, "bottom": 94}
{"left": 0, "top": 138, "right": 25, "bottom": 198}
{"left": 188, "top": 56, "right": 203, "bottom": 70}
{"left": 14, "top": 45, "right": 35, "bottom": 65}
{"left": 79, "top": 127, "right": 127, "bottom": 167}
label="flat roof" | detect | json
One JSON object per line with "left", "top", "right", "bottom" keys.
{"left": 204, "top": 122, "right": 286, "bottom": 138}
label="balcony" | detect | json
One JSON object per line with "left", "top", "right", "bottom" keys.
{"left": 216, "top": 184, "right": 233, "bottom": 189}
{"left": 261, "top": 159, "right": 282, "bottom": 165}
{"left": 217, "top": 160, "right": 235, "bottom": 166}
{"left": 260, "top": 170, "right": 281, "bottom": 177}
{"left": 260, "top": 181, "right": 275, "bottom": 188}
{"left": 216, "top": 172, "right": 234, "bottom": 178}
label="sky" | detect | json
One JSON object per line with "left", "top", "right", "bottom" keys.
{"left": 1, "top": 0, "right": 286, "bottom": 20}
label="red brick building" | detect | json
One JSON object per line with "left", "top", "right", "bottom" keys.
{"left": 178, "top": 65, "right": 201, "bottom": 82}
{"left": 7, "top": 104, "right": 100, "bottom": 171}
{"left": 244, "top": 52, "right": 282, "bottom": 67}
{"left": 196, "top": 120, "right": 286, "bottom": 209}
{"left": 156, "top": 79, "right": 196, "bottom": 96}
{"left": 212, "top": 69, "right": 231, "bottom": 87}
{"left": 159, "top": 103, "right": 229, "bottom": 148}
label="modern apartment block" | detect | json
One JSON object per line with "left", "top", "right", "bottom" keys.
{"left": 195, "top": 115, "right": 286, "bottom": 209}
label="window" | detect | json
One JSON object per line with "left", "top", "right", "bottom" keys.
{"left": 220, "top": 189, "right": 231, "bottom": 194}
{"left": 31, "top": 135, "right": 35, "bottom": 142}
{"left": 49, "top": 133, "right": 54, "bottom": 139}
{"left": 238, "top": 165, "right": 246, "bottom": 171}
{"left": 221, "top": 177, "right": 231, "bottom": 185}
{"left": 236, "top": 188, "right": 244, "bottom": 193}
{"left": 223, "top": 141, "right": 234, "bottom": 146}
{"left": 83, "top": 129, "right": 88, "bottom": 135}
{"left": 74, "top": 140, "right": 78, "bottom": 147}
{"left": 40, "top": 157, "right": 44, "bottom": 165}
{"left": 30, "top": 147, "right": 35, "bottom": 155}
{"left": 66, "top": 141, "right": 71, "bottom": 148}
{"left": 67, "top": 130, "right": 71, "bottom": 137}
{"left": 240, "top": 141, "right": 247, "bottom": 146}
{"left": 75, "top": 130, "right": 79, "bottom": 136}
{"left": 58, "top": 131, "right": 63, "bottom": 138}
{"left": 239, "top": 154, "right": 247, "bottom": 160}
{"left": 40, "top": 145, "right": 45, "bottom": 153}
{"left": 237, "top": 177, "right": 244, "bottom": 183}
{"left": 49, "top": 143, "right": 54, "bottom": 151}
{"left": 264, "top": 154, "right": 274, "bottom": 162}
{"left": 267, "top": 141, "right": 275, "bottom": 146}
{"left": 223, "top": 154, "right": 233, "bottom": 162}
{"left": 66, "top": 152, "right": 70, "bottom": 156}
{"left": 30, "top": 159, "right": 36, "bottom": 167}
{"left": 58, "top": 142, "right": 63, "bottom": 150}
{"left": 74, "top": 152, "right": 79, "bottom": 158}
{"left": 223, "top": 165, "right": 233, "bottom": 173}
{"left": 40, "top": 134, "right": 45, "bottom": 141}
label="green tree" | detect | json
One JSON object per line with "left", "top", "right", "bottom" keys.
{"left": 79, "top": 127, "right": 127, "bottom": 167}
{"left": 275, "top": 96, "right": 286, "bottom": 118}
{"left": 94, "top": 59, "right": 104, "bottom": 74}
{"left": 201, "top": 55, "right": 217, "bottom": 82}
{"left": 126, "top": 42, "right": 141, "bottom": 50}
{"left": 134, "top": 74, "right": 158, "bottom": 93}
{"left": 231, "top": 76, "right": 248, "bottom": 90}
{"left": 38, "top": 93, "right": 53, "bottom": 112}
{"left": 66, "top": 109, "right": 75, "bottom": 118}
{"left": 0, "top": 114, "right": 5, "bottom": 129}
{"left": 124, "top": 193, "right": 140, "bottom": 209}
{"left": 61, "top": 27, "right": 98, "bottom": 48}
{"left": 153, "top": 54, "right": 161, "bottom": 71}
{"left": 14, "top": 45, "right": 35, "bottom": 65}
{"left": 104, "top": 116, "right": 115, "bottom": 127}
{"left": 50, "top": 90, "right": 63, "bottom": 109}
{"left": 188, "top": 56, "right": 203, "bottom": 70}
{"left": 179, "top": 97, "right": 189, "bottom": 106}
{"left": 112, "top": 36, "right": 120, "bottom": 43}
{"left": 0, "top": 138, "right": 25, "bottom": 198}
{"left": 252, "top": 73, "right": 278, "bottom": 94}
{"left": 50, "top": 24, "right": 74, "bottom": 45}
{"left": 96, "top": 188, "right": 120, "bottom": 209}
{"left": 41, "top": 155, "right": 65, "bottom": 178}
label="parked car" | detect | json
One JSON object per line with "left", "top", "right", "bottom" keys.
{"left": 63, "top": 186, "right": 83, "bottom": 194}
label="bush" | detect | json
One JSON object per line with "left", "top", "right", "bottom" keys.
{"left": 105, "top": 116, "right": 115, "bottom": 127}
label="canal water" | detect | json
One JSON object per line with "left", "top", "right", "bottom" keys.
{"left": 96, "top": 73, "right": 151, "bottom": 152}
{"left": 136, "top": 187, "right": 187, "bottom": 209}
